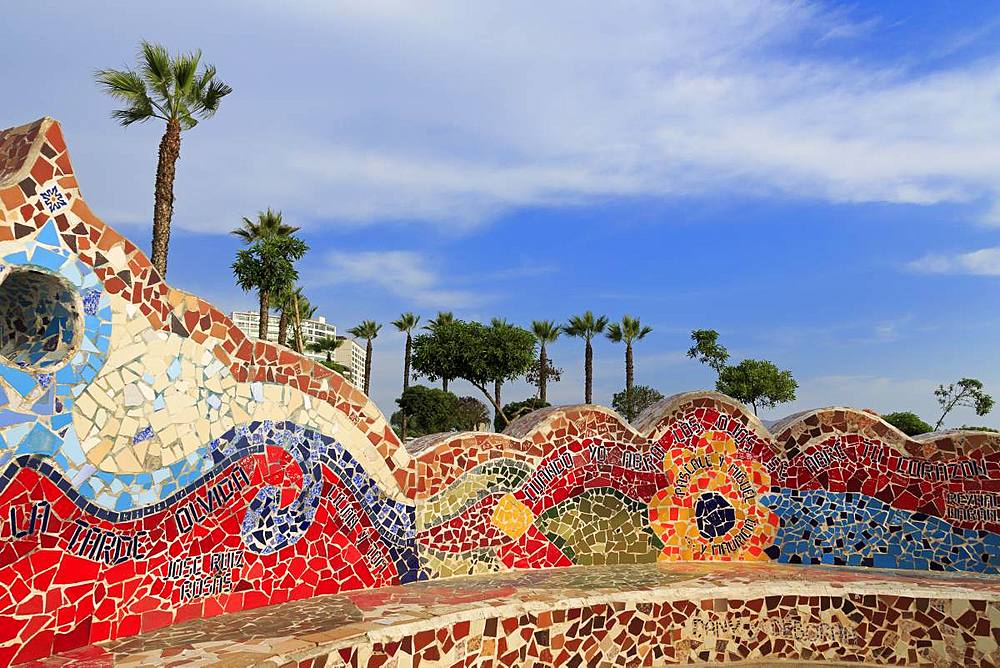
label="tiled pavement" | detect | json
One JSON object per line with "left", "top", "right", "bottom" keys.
{"left": 24, "top": 562, "right": 1000, "bottom": 667}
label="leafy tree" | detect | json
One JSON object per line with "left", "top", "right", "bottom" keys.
{"left": 565, "top": 311, "right": 608, "bottom": 404}
{"left": 392, "top": 312, "right": 421, "bottom": 439}
{"left": 959, "top": 425, "right": 999, "bottom": 433}
{"left": 934, "top": 378, "right": 995, "bottom": 430}
{"left": 716, "top": 359, "right": 797, "bottom": 415}
{"left": 231, "top": 209, "right": 302, "bottom": 339}
{"left": 391, "top": 385, "right": 460, "bottom": 438}
{"left": 687, "top": 329, "right": 729, "bottom": 378}
{"left": 526, "top": 358, "right": 563, "bottom": 397}
{"left": 410, "top": 319, "right": 468, "bottom": 395}
{"left": 612, "top": 385, "right": 664, "bottom": 421}
{"left": 455, "top": 396, "right": 490, "bottom": 431}
{"left": 882, "top": 411, "right": 932, "bottom": 436}
{"left": 496, "top": 398, "right": 550, "bottom": 431}
{"left": 308, "top": 336, "right": 343, "bottom": 364}
{"left": 424, "top": 311, "right": 456, "bottom": 390}
{"left": 232, "top": 235, "right": 308, "bottom": 341}
{"left": 348, "top": 321, "right": 382, "bottom": 396}
{"left": 96, "top": 41, "right": 231, "bottom": 277}
{"left": 606, "top": 315, "right": 653, "bottom": 422}
{"left": 411, "top": 320, "right": 535, "bottom": 427}
{"left": 531, "top": 320, "right": 562, "bottom": 404}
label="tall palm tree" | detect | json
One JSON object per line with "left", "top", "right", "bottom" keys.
{"left": 531, "top": 320, "right": 562, "bottom": 404}
{"left": 425, "top": 311, "right": 455, "bottom": 390}
{"left": 307, "top": 336, "right": 343, "bottom": 364}
{"left": 606, "top": 315, "right": 653, "bottom": 422}
{"left": 231, "top": 208, "right": 300, "bottom": 244}
{"left": 392, "top": 312, "right": 420, "bottom": 439}
{"left": 231, "top": 209, "right": 301, "bottom": 339}
{"left": 425, "top": 311, "right": 454, "bottom": 331}
{"left": 232, "top": 236, "right": 308, "bottom": 342}
{"left": 286, "top": 288, "right": 316, "bottom": 352}
{"left": 96, "top": 41, "right": 231, "bottom": 277}
{"left": 565, "top": 311, "right": 609, "bottom": 404}
{"left": 348, "top": 321, "right": 382, "bottom": 396}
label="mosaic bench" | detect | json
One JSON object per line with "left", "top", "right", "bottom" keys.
{"left": 1, "top": 117, "right": 999, "bottom": 666}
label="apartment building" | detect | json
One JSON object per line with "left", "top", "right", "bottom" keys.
{"left": 229, "top": 311, "right": 366, "bottom": 385}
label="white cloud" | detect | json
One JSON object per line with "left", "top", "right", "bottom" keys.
{"left": 314, "top": 250, "right": 487, "bottom": 308}
{"left": 32, "top": 0, "right": 1000, "bottom": 234}
{"left": 907, "top": 247, "right": 1000, "bottom": 276}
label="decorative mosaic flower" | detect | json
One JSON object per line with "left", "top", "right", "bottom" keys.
{"left": 648, "top": 430, "right": 778, "bottom": 561}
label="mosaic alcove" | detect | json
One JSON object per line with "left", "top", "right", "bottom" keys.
{"left": 1, "top": 118, "right": 999, "bottom": 666}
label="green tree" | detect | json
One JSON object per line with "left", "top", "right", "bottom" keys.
{"left": 232, "top": 235, "right": 308, "bottom": 342}
{"left": 606, "top": 315, "right": 653, "bottom": 422}
{"left": 96, "top": 41, "right": 231, "bottom": 277}
{"left": 882, "top": 411, "right": 932, "bottom": 436}
{"left": 934, "top": 378, "right": 995, "bottom": 430}
{"left": 612, "top": 385, "right": 664, "bottom": 421}
{"left": 455, "top": 396, "right": 490, "bottom": 431}
{"left": 230, "top": 209, "right": 303, "bottom": 339}
{"left": 526, "top": 358, "right": 563, "bottom": 398}
{"left": 308, "top": 336, "right": 343, "bottom": 364}
{"left": 716, "top": 359, "right": 797, "bottom": 415}
{"left": 424, "top": 311, "right": 456, "bottom": 390}
{"left": 348, "top": 321, "right": 382, "bottom": 396}
{"left": 565, "top": 311, "right": 608, "bottom": 404}
{"left": 391, "top": 385, "right": 460, "bottom": 438}
{"left": 411, "top": 320, "right": 535, "bottom": 427}
{"left": 392, "top": 312, "right": 421, "bottom": 439}
{"left": 531, "top": 320, "right": 562, "bottom": 404}
{"left": 687, "top": 329, "right": 730, "bottom": 378}
{"left": 497, "top": 398, "right": 550, "bottom": 431}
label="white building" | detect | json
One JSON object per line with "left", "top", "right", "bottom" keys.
{"left": 229, "top": 311, "right": 366, "bottom": 385}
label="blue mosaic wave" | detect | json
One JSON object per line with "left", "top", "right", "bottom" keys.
{"left": 761, "top": 488, "right": 1000, "bottom": 573}
{"left": 0, "top": 420, "right": 420, "bottom": 582}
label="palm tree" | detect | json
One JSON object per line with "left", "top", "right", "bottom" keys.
{"left": 606, "top": 315, "right": 653, "bottom": 422}
{"left": 348, "top": 321, "right": 382, "bottom": 395}
{"left": 307, "top": 336, "right": 343, "bottom": 364}
{"left": 96, "top": 41, "right": 231, "bottom": 277}
{"left": 392, "top": 313, "right": 421, "bottom": 439}
{"left": 232, "top": 235, "right": 308, "bottom": 342}
{"left": 231, "top": 209, "right": 301, "bottom": 339}
{"left": 565, "top": 311, "right": 609, "bottom": 404}
{"left": 531, "top": 320, "right": 562, "bottom": 404}
{"left": 232, "top": 208, "right": 300, "bottom": 244}
{"left": 285, "top": 288, "right": 315, "bottom": 352}
{"left": 425, "top": 311, "right": 455, "bottom": 390}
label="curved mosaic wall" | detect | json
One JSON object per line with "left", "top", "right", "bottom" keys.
{"left": 1, "top": 118, "right": 999, "bottom": 664}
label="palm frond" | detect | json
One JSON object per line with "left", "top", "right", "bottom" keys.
{"left": 196, "top": 78, "right": 233, "bottom": 118}
{"left": 111, "top": 104, "right": 158, "bottom": 126}
{"left": 140, "top": 41, "right": 173, "bottom": 103}
{"left": 94, "top": 68, "right": 148, "bottom": 101}
{"left": 172, "top": 50, "right": 201, "bottom": 97}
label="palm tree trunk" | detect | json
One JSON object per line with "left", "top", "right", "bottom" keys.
{"left": 403, "top": 335, "right": 412, "bottom": 391}
{"left": 584, "top": 339, "right": 593, "bottom": 404}
{"left": 258, "top": 289, "right": 270, "bottom": 340}
{"left": 364, "top": 340, "right": 373, "bottom": 395}
{"left": 402, "top": 334, "right": 412, "bottom": 440}
{"left": 625, "top": 342, "right": 634, "bottom": 421}
{"left": 539, "top": 344, "right": 548, "bottom": 404}
{"left": 277, "top": 311, "right": 289, "bottom": 347}
{"left": 151, "top": 119, "right": 181, "bottom": 278}
{"left": 291, "top": 291, "right": 304, "bottom": 354}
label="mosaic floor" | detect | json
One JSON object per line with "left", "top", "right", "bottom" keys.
{"left": 24, "top": 562, "right": 1000, "bottom": 667}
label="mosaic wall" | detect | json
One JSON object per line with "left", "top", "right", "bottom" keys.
{"left": 1, "top": 118, "right": 999, "bottom": 664}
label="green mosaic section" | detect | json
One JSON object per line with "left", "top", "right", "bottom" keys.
{"left": 536, "top": 488, "right": 663, "bottom": 565}
{"left": 417, "top": 459, "right": 531, "bottom": 530}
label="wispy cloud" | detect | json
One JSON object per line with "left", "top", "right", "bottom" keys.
{"left": 313, "top": 251, "right": 488, "bottom": 309}
{"left": 28, "top": 0, "right": 1000, "bottom": 234}
{"left": 907, "top": 247, "right": 1000, "bottom": 276}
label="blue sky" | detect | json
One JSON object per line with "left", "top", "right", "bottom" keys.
{"left": 4, "top": 1, "right": 1000, "bottom": 427}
